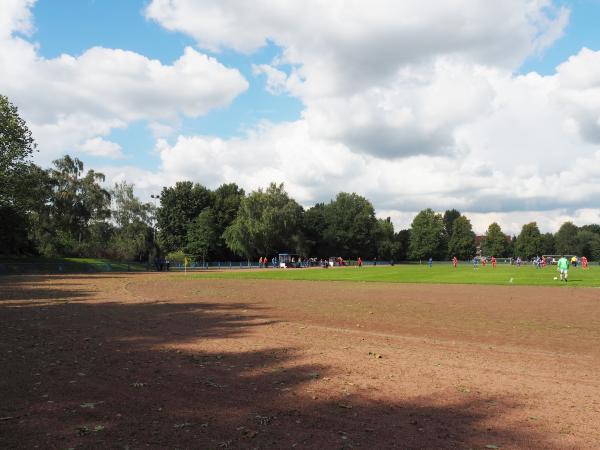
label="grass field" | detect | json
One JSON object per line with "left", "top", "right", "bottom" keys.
{"left": 0, "top": 256, "right": 147, "bottom": 274}
{"left": 188, "top": 263, "right": 600, "bottom": 287}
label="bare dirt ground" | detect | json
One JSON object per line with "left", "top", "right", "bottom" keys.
{"left": 1, "top": 273, "right": 599, "bottom": 449}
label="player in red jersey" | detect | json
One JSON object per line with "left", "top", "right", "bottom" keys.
{"left": 491, "top": 256, "right": 496, "bottom": 269}
{"left": 452, "top": 256, "right": 458, "bottom": 268}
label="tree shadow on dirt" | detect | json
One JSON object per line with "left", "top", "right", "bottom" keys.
{"left": 0, "top": 276, "right": 559, "bottom": 449}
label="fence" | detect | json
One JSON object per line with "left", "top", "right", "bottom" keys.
{"left": 0, "top": 261, "right": 148, "bottom": 276}
{"left": 6, "top": 258, "right": 572, "bottom": 275}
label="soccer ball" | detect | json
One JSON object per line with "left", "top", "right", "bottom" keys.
{"left": 553, "top": 277, "right": 558, "bottom": 280}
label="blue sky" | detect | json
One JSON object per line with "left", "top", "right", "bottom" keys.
{"left": 31, "top": 0, "right": 303, "bottom": 169}
{"left": 520, "top": 0, "right": 600, "bottom": 74}
{"left": 28, "top": 0, "right": 599, "bottom": 170}
{"left": 2, "top": 0, "right": 600, "bottom": 233}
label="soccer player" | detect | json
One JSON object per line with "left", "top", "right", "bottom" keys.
{"left": 491, "top": 256, "right": 496, "bottom": 269}
{"left": 481, "top": 257, "right": 487, "bottom": 267}
{"left": 428, "top": 257, "right": 433, "bottom": 268}
{"left": 582, "top": 255, "right": 588, "bottom": 269}
{"left": 557, "top": 255, "right": 569, "bottom": 282}
{"left": 452, "top": 256, "right": 458, "bottom": 268}
{"left": 357, "top": 257, "right": 362, "bottom": 268}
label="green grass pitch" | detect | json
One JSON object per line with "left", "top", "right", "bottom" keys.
{"left": 186, "top": 264, "right": 600, "bottom": 287}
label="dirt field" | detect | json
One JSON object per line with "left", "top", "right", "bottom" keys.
{"left": 1, "top": 273, "right": 599, "bottom": 449}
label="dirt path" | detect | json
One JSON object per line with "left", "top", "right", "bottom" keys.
{"left": 1, "top": 273, "right": 599, "bottom": 449}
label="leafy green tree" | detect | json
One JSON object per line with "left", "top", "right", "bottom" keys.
{"left": 409, "top": 209, "right": 446, "bottom": 260}
{"left": 223, "top": 183, "right": 303, "bottom": 258}
{"left": 187, "top": 208, "right": 217, "bottom": 264}
{"left": 0, "top": 94, "right": 36, "bottom": 196}
{"left": 580, "top": 224, "right": 600, "bottom": 235}
{"left": 482, "top": 222, "right": 509, "bottom": 257}
{"left": 443, "top": 209, "right": 461, "bottom": 240}
{"left": 394, "top": 229, "right": 411, "bottom": 261}
{"left": 322, "top": 193, "right": 378, "bottom": 258}
{"left": 112, "top": 182, "right": 152, "bottom": 228}
{"left": 539, "top": 232, "right": 556, "bottom": 255}
{"left": 42, "top": 155, "right": 111, "bottom": 256}
{"left": 515, "top": 222, "right": 541, "bottom": 259}
{"left": 576, "top": 229, "right": 600, "bottom": 260}
{"left": 302, "top": 203, "right": 328, "bottom": 257}
{"left": 157, "top": 181, "right": 212, "bottom": 252}
{"left": 374, "top": 217, "right": 397, "bottom": 260}
{"left": 555, "top": 221, "right": 579, "bottom": 254}
{"left": 110, "top": 182, "right": 155, "bottom": 261}
{"left": 0, "top": 95, "right": 45, "bottom": 254}
{"left": 447, "top": 215, "right": 475, "bottom": 260}
{"left": 211, "top": 183, "right": 244, "bottom": 260}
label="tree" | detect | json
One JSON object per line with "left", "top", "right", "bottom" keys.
{"left": 515, "top": 222, "right": 541, "bottom": 259}
{"left": 110, "top": 182, "right": 155, "bottom": 261}
{"left": 394, "top": 229, "right": 411, "bottom": 261}
{"left": 157, "top": 181, "right": 212, "bottom": 252}
{"left": 322, "top": 193, "right": 378, "bottom": 258}
{"left": 482, "top": 222, "right": 508, "bottom": 257}
{"left": 576, "top": 229, "right": 600, "bottom": 261}
{"left": 0, "top": 94, "right": 37, "bottom": 197}
{"left": 555, "top": 221, "right": 579, "bottom": 255}
{"left": 42, "top": 155, "right": 111, "bottom": 256}
{"left": 409, "top": 209, "right": 446, "bottom": 260}
{"left": 0, "top": 95, "right": 43, "bottom": 254}
{"left": 580, "top": 224, "right": 600, "bottom": 235}
{"left": 374, "top": 217, "right": 397, "bottom": 260}
{"left": 539, "top": 232, "right": 556, "bottom": 255}
{"left": 211, "top": 183, "right": 245, "bottom": 260}
{"left": 186, "top": 208, "right": 217, "bottom": 264}
{"left": 112, "top": 182, "right": 152, "bottom": 228}
{"left": 302, "top": 203, "right": 328, "bottom": 257}
{"left": 447, "top": 215, "right": 475, "bottom": 260}
{"left": 223, "top": 183, "right": 303, "bottom": 258}
{"left": 443, "top": 209, "right": 461, "bottom": 240}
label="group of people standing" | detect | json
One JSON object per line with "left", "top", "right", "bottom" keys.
{"left": 258, "top": 256, "right": 276, "bottom": 268}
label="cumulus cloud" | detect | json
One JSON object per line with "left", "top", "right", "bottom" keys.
{"left": 147, "top": 0, "right": 570, "bottom": 160}
{"left": 553, "top": 48, "right": 600, "bottom": 143}
{"left": 79, "top": 137, "right": 124, "bottom": 159}
{"left": 138, "top": 0, "right": 600, "bottom": 234}
{"left": 0, "top": 1, "right": 248, "bottom": 164}
{"left": 5, "top": 0, "right": 600, "bottom": 234}
{"left": 0, "top": 0, "right": 35, "bottom": 38}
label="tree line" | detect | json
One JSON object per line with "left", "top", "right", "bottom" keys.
{"left": 3, "top": 94, "right": 600, "bottom": 262}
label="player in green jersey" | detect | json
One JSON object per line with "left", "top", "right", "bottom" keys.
{"left": 557, "top": 255, "right": 569, "bottom": 282}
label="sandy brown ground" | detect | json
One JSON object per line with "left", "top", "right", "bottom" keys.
{"left": 1, "top": 273, "right": 599, "bottom": 449}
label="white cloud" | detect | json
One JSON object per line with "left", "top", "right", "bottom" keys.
{"left": 148, "top": 121, "right": 177, "bottom": 139}
{"left": 553, "top": 48, "right": 600, "bottom": 143}
{"left": 4, "top": 0, "right": 600, "bottom": 235}
{"left": 139, "top": 0, "right": 600, "bottom": 234}
{"left": 0, "top": 1, "right": 249, "bottom": 164}
{"left": 0, "top": 0, "right": 35, "bottom": 38}
{"left": 146, "top": 0, "right": 571, "bottom": 161}
{"left": 79, "top": 137, "right": 124, "bottom": 159}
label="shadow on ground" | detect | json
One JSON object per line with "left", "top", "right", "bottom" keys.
{"left": 0, "top": 275, "right": 552, "bottom": 449}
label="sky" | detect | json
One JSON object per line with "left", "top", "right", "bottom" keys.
{"left": 1, "top": 0, "right": 600, "bottom": 235}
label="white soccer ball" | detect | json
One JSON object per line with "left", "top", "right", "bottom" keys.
{"left": 553, "top": 277, "right": 557, "bottom": 280}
